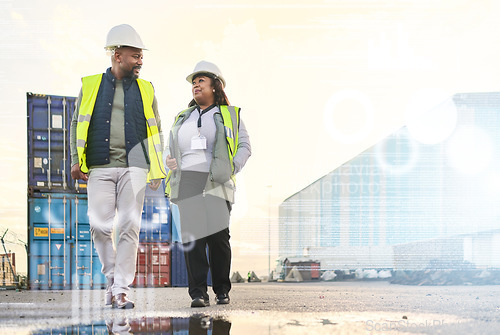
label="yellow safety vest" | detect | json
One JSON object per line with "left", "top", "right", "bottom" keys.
{"left": 76, "top": 74, "right": 167, "bottom": 182}
{"left": 165, "top": 105, "right": 240, "bottom": 197}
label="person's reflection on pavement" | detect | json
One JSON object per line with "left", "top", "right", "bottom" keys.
{"left": 189, "top": 314, "right": 231, "bottom": 334}
{"left": 106, "top": 316, "right": 132, "bottom": 335}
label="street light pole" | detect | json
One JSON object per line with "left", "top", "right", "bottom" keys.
{"left": 267, "top": 185, "right": 272, "bottom": 279}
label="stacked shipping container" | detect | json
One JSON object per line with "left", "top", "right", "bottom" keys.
{"left": 27, "top": 93, "right": 103, "bottom": 289}
{"left": 28, "top": 193, "right": 106, "bottom": 289}
{"left": 26, "top": 93, "right": 193, "bottom": 289}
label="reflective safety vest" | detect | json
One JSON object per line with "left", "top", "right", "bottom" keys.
{"left": 165, "top": 105, "right": 240, "bottom": 197}
{"left": 76, "top": 73, "right": 167, "bottom": 181}
{"left": 220, "top": 105, "right": 240, "bottom": 174}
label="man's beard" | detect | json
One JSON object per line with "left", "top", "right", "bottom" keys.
{"left": 128, "top": 66, "right": 141, "bottom": 79}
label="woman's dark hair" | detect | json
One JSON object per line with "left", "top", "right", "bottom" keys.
{"left": 188, "top": 73, "right": 230, "bottom": 107}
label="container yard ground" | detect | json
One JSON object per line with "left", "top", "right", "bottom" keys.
{"left": 1, "top": 281, "right": 499, "bottom": 334}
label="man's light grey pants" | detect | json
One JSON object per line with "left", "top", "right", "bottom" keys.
{"left": 87, "top": 167, "right": 147, "bottom": 296}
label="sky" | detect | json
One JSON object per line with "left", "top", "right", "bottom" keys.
{"left": 1, "top": 0, "right": 500, "bottom": 275}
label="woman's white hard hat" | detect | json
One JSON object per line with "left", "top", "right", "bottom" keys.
{"left": 186, "top": 60, "right": 226, "bottom": 88}
{"left": 105, "top": 24, "right": 147, "bottom": 50}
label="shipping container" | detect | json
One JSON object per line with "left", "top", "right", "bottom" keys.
{"left": 28, "top": 191, "right": 174, "bottom": 289}
{"left": 170, "top": 243, "right": 188, "bottom": 287}
{"left": 28, "top": 193, "right": 105, "bottom": 289}
{"left": 31, "top": 317, "right": 223, "bottom": 334}
{"left": 129, "top": 316, "right": 173, "bottom": 333}
{"left": 145, "top": 179, "right": 166, "bottom": 198}
{"left": 172, "top": 316, "right": 224, "bottom": 334}
{"left": 172, "top": 317, "right": 190, "bottom": 334}
{"left": 1, "top": 253, "right": 16, "bottom": 287}
{"left": 132, "top": 242, "right": 171, "bottom": 287}
{"left": 170, "top": 243, "right": 212, "bottom": 287}
{"left": 171, "top": 203, "right": 181, "bottom": 243}
{"left": 27, "top": 93, "right": 87, "bottom": 194}
{"left": 32, "top": 322, "right": 109, "bottom": 335}
{"left": 139, "top": 196, "right": 171, "bottom": 242}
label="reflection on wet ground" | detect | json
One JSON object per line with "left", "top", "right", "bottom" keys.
{"left": 3, "top": 282, "right": 499, "bottom": 334}
{"left": 32, "top": 314, "right": 231, "bottom": 335}
{"left": 24, "top": 311, "right": 472, "bottom": 335}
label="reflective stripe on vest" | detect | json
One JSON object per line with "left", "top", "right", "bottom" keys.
{"left": 76, "top": 74, "right": 167, "bottom": 181}
{"left": 219, "top": 105, "right": 240, "bottom": 174}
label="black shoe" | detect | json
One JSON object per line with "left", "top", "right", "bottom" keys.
{"left": 191, "top": 297, "right": 210, "bottom": 308}
{"left": 216, "top": 293, "right": 230, "bottom": 305}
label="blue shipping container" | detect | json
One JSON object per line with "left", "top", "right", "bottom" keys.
{"left": 28, "top": 193, "right": 73, "bottom": 289}
{"left": 170, "top": 243, "right": 211, "bottom": 287}
{"left": 140, "top": 196, "right": 171, "bottom": 242}
{"left": 27, "top": 93, "right": 87, "bottom": 194}
{"left": 171, "top": 243, "right": 188, "bottom": 287}
{"left": 145, "top": 179, "right": 167, "bottom": 198}
{"left": 67, "top": 193, "right": 105, "bottom": 289}
{"left": 28, "top": 193, "right": 105, "bottom": 289}
{"left": 29, "top": 192, "right": 175, "bottom": 289}
{"left": 32, "top": 322, "right": 109, "bottom": 335}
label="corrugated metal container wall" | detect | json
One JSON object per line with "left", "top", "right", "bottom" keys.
{"left": 140, "top": 197, "right": 171, "bottom": 242}
{"left": 132, "top": 242, "right": 171, "bottom": 287}
{"left": 27, "top": 93, "right": 87, "bottom": 194}
{"left": 129, "top": 317, "right": 173, "bottom": 333}
{"left": 28, "top": 193, "right": 106, "bottom": 289}
{"left": 170, "top": 243, "right": 188, "bottom": 287}
{"left": 70, "top": 195, "right": 105, "bottom": 289}
{"left": 172, "top": 317, "right": 190, "bottom": 334}
{"left": 170, "top": 243, "right": 212, "bottom": 287}
{"left": 31, "top": 322, "right": 109, "bottom": 335}
{"left": 29, "top": 193, "right": 176, "bottom": 289}
{"left": 28, "top": 193, "right": 73, "bottom": 289}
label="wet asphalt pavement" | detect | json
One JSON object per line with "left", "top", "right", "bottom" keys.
{"left": 1, "top": 281, "right": 499, "bottom": 334}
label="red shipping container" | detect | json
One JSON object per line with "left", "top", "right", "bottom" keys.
{"left": 130, "top": 317, "right": 172, "bottom": 332}
{"left": 137, "top": 265, "right": 147, "bottom": 274}
{"left": 148, "top": 273, "right": 170, "bottom": 287}
{"left": 159, "top": 318, "right": 172, "bottom": 331}
{"left": 146, "top": 317, "right": 160, "bottom": 331}
{"left": 311, "top": 262, "right": 320, "bottom": 279}
{"left": 132, "top": 273, "right": 147, "bottom": 287}
{"left": 132, "top": 242, "right": 171, "bottom": 287}
{"left": 150, "top": 244, "right": 170, "bottom": 273}
{"left": 135, "top": 244, "right": 149, "bottom": 283}
{"left": 137, "top": 244, "right": 148, "bottom": 265}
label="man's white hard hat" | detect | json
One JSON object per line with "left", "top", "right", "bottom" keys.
{"left": 105, "top": 24, "right": 147, "bottom": 50}
{"left": 186, "top": 60, "right": 226, "bottom": 88}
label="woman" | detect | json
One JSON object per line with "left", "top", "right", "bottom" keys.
{"left": 165, "top": 61, "right": 251, "bottom": 307}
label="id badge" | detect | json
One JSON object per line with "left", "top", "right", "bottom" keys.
{"left": 191, "top": 135, "right": 207, "bottom": 150}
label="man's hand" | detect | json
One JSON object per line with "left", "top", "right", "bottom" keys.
{"left": 71, "top": 164, "right": 88, "bottom": 181}
{"left": 149, "top": 179, "right": 162, "bottom": 191}
{"left": 166, "top": 155, "right": 177, "bottom": 170}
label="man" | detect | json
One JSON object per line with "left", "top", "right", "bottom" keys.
{"left": 70, "top": 24, "right": 166, "bottom": 309}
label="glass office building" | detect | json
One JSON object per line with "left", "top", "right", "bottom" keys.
{"left": 279, "top": 92, "right": 500, "bottom": 270}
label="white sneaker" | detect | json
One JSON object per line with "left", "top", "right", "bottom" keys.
{"left": 112, "top": 293, "right": 135, "bottom": 309}
{"left": 105, "top": 285, "right": 113, "bottom": 305}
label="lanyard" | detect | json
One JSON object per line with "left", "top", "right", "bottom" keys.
{"left": 197, "top": 104, "right": 217, "bottom": 128}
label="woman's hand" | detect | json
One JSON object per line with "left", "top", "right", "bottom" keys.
{"left": 149, "top": 179, "right": 162, "bottom": 191}
{"left": 166, "top": 155, "right": 177, "bottom": 170}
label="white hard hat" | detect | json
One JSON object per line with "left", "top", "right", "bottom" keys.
{"left": 186, "top": 60, "right": 226, "bottom": 88}
{"left": 105, "top": 24, "right": 147, "bottom": 50}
